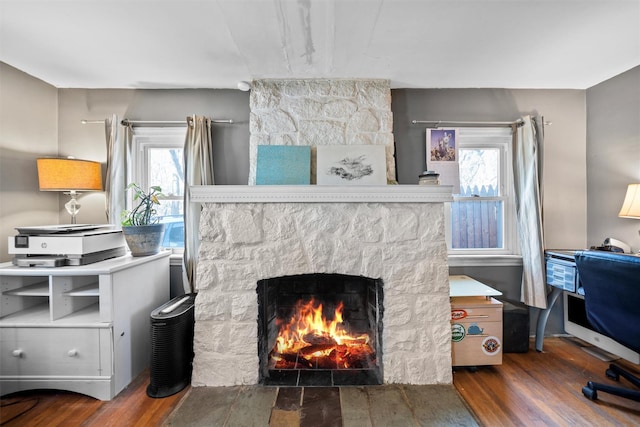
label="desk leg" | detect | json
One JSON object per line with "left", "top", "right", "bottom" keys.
{"left": 535, "top": 287, "right": 563, "bottom": 352}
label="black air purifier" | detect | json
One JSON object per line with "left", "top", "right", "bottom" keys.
{"left": 147, "top": 293, "right": 196, "bottom": 398}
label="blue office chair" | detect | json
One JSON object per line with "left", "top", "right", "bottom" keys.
{"left": 574, "top": 250, "right": 640, "bottom": 402}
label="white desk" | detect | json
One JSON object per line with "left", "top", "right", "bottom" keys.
{"left": 449, "top": 275, "right": 503, "bottom": 298}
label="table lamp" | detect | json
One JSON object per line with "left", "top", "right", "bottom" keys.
{"left": 37, "top": 158, "right": 103, "bottom": 224}
{"left": 619, "top": 184, "right": 640, "bottom": 219}
{"left": 619, "top": 183, "right": 640, "bottom": 250}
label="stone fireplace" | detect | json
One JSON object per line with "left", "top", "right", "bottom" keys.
{"left": 190, "top": 186, "right": 453, "bottom": 386}
{"left": 189, "top": 78, "right": 452, "bottom": 387}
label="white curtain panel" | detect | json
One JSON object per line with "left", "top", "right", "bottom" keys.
{"left": 104, "top": 115, "right": 131, "bottom": 225}
{"left": 183, "top": 115, "right": 214, "bottom": 293}
{"left": 513, "top": 115, "right": 547, "bottom": 309}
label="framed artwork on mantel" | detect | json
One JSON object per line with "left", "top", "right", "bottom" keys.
{"left": 316, "top": 145, "right": 387, "bottom": 185}
{"left": 256, "top": 145, "right": 311, "bottom": 185}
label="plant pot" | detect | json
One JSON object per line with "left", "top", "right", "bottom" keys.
{"left": 122, "top": 224, "right": 166, "bottom": 257}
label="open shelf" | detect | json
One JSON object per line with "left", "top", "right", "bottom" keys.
{"left": 53, "top": 303, "right": 103, "bottom": 325}
{"left": 64, "top": 283, "right": 99, "bottom": 297}
{"left": 0, "top": 302, "right": 50, "bottom": 324}
{"left": 0, "top": 303, "right": 104, "bottom": 327}
{"left": 3, "top": 281, "right": 49, "bottom": 297}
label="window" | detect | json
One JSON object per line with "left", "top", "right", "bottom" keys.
{"left": 131, "top": 127, "right": 186, "bottom": 249}
{"left": 445, "top": 128, "right": 518, "bottom": 256}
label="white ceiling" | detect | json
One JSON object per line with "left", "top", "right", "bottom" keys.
{"left": 1, "top": 0, "right": 639, "bottom": 90}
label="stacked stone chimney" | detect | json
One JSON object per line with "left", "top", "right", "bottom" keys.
{"left": 248, "top": 79, "right": 396, "bottom": 184}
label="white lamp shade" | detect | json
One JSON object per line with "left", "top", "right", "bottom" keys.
{"left": 618, "top": 184, "right": 640, "bottom": 219}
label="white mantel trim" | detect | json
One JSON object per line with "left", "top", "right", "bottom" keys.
{"left": 190, "top": 185, "right": 453, "bottom": 204}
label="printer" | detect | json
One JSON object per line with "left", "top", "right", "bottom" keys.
{"left": 9, "top": 224, "right": 126, "bottom": 267}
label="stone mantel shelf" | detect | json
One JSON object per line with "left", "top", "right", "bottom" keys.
{"left": 190, "top": 185, "right": 453, "bottom": 204}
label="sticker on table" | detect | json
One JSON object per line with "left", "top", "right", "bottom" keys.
{"left": 482, "top": 336, "right": 501, "bottom": 355}
{"left": 451, "top": 309, "right": 467, "bottom": 320}
{"left": 451, "top": 324, "right": 466, "bottom": 342}
{"left": 467, "top": 323, "right": 484, "bottom": 335}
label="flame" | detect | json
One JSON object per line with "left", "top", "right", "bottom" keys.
{"left": 273, "top": 298, "right": 371, "bottom": 366}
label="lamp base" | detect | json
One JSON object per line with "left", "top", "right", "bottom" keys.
{"left": 64, "top": 191, "right": 81, "bottom": 224}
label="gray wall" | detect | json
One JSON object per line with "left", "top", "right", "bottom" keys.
{"left": 586, "top": 66, "right": 640, "bottom": 251}
{"left": 57, "top": 89, "right": 251, "bottom": 225}
{"left": 55, "top": 89, "right": 251, "bottom": 296}
{"left": 392, "top": 89, "right": 588, "bottom": 250}
{"left": 0, "top": 63, "right": 59, "bottom": 262}
{"left": 391, "top": 88, "right": 588, "bottom": 335}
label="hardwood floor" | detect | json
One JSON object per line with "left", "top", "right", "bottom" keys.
{"left": 0, "top": 369, "right": 188, "bottom": 427}
{"left": 454, "top": 337, "right": 640, "bottom": 426}
{"left": 1, "top": 337, "right": 639, "bottom": 426}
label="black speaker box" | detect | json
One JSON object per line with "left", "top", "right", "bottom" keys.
{"left": 147, "top": 293, "right": 196, "bottom": 398}
{"left": 499, "top": 298, "right": 530, "bottom": 353}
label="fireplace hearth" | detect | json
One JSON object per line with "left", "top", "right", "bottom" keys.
{"left": 257, "top": 273, "right": 383, "bottom": 386}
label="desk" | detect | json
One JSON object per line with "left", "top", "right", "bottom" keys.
{"left": 538, "top": 250, "right": 640, "bottom": 363}
{"left": 449, "top": 275, "right": 503, "bottom": 367}
{"left": 535, "top": 250, "right": 575, "bottom": 352}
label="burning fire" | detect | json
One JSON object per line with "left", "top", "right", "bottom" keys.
{"left": 270, "top": 298, "right": 375, "bottom": 370}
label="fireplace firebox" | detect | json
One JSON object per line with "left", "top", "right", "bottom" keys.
{"left": 257, "top": 273, "right": 384, "bottom": 386}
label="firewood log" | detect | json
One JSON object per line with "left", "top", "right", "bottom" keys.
{"left": 299, "top": 343, "right": 336, "bottom": 356}
{"left": 302, "top": 333, "right": 337, "bottom": 347}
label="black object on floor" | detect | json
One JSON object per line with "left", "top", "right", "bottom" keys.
{"left": 147, "top": 293, "right": 196, "bottom": 398}
{"left": 499, "top": 298, "right": 530, "bottom": 353}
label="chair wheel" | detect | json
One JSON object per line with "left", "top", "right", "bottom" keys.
{"left": 605, "top": 368, "right": 619, "bottom": 381}
{"left": 582, "top": 383, "right": 598, "bottom": 400}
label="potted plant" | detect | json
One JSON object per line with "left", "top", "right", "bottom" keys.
{"left": 121, "top": 183, "right": 166, "bottom": 257}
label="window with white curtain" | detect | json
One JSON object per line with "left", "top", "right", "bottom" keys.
{"left": 131, "top": 127, "right": 186, "bottom": 249}
{"left": 445, "top": 127, "right": 519, "bottom": 256}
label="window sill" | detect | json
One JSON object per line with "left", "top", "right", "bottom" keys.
{"left": 448, "top": 254, "right": 523, "bottom": 267}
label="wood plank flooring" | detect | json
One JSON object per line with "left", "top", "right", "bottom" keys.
{"left": 453, "top": 336, "right": 640, "bottom": 426}
{"left": 1, "top": 337, "right": 639, "bottom": 426}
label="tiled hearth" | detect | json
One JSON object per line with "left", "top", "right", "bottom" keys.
{"left": 190, "top": 185, "right": 453, "bottom": 387}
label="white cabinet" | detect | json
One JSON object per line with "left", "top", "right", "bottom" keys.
{"left": 0, "top": 252, "right": 170, "bottom": 400}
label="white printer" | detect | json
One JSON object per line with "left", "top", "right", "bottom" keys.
{"left": 9, "top": 224, "right": 126, "bottom": 267}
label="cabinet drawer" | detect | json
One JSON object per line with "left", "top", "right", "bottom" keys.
{"left": 451, "top": 306, "right": 502, "bottom": 322}
{"left": 451, "top": 320, "right": 502, "bottom": 366}
{"left": 545, "top": 258, "right": 577, "bottom": 292}
{"left": 1, "top": 327, "right": 112, "bottom": 377}
{"left": 0, "top": 329, "right": 19, "bottom": 374}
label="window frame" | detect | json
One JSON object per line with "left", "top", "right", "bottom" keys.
{"left": 444, "top": 127, "right": 519, "bottom": 259}
{"left": 130, "top": 127, "right": 186, "bottom": 252}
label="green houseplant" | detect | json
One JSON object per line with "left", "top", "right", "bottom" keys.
{"left": 121, "top": 183, "right": 166, "bottom": 256}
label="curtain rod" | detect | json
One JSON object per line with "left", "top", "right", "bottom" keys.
{"left": 122, "top": 118, "right": 234, "bottom": 126}
{"left": 412, "top": 120, "right": 520, "bottom": 128}
{"left": 411, "top": 119, "right": 551, "bottom": 128}
{"left": 81, "top": 118, "right": 234, "bottom": 126}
